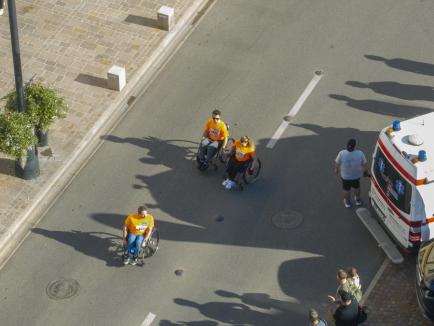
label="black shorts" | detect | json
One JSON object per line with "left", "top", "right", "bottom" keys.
{"left": 342, "top": 178, "right": 360, "bottom": 191}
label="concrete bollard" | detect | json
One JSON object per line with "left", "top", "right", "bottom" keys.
{"left": 107, "top": 65, "right": 126, "bottom": 91}
{"left": 157, "top": 6, "right": 174, "bottom": 31}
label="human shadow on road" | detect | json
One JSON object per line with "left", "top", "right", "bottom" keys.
{"left": 346, "top": 80, "right": 434, "bottom": 102}
{"left": 160, "top": 320, "right": 217, "bottom": 326}
{"left": 31, "top": 228, "right": 124, "bottom": 267}
{"left": 166, "top": 291, "right": 305, "bottom": 325}
{"left": 365, "top": 55, "right": 434, "bottom": 76}
{"left": 101, "top": 125, "right": 379, "bottom": 254}
{"left": 329, "top": 94, "right": 433, "bottom": 119}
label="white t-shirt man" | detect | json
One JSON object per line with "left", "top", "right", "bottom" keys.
{"left": 335, "top": 149, "right": 367, "bottom": 180}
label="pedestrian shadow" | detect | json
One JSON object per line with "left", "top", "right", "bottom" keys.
{"left": 166, "top": 290, "right": 306, "bottom": 325}
{"left": 160, "top": 320, "right": 217, "bottom": 326}
{"left": 329, "top": 94, "right": 433, "bottom": 119}
{"left": 125, "top": 14, "right": 159, "bottom": 29}
{"left": 346, "top": 80, "right": 434, "bottom": 102}
{"left": 31, "top": 228, "right": 124, "bottom": 267}
{"left": 0, "top": 157, "right": 16, "bottom": 176}
{"left": 365, "top": 55, "right": 434, "bottom": 76}
{"left": 75, "top": 73, "right": 108, "bottom": 89}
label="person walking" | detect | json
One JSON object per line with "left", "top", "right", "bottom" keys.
{"left": 334, "top": 138, "right": 368, "bottom": 208}
{"left": 308, "top": 308, "right": 328, "bottom": 325}
{"left": 333, "top": 290, "right": 360, "bottom": 326}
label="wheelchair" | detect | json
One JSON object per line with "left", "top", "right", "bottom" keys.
{"left": 223, "top": 141, "right": 262, "bottom": 190}
{"left": 196, "top": 137, "right": 234, "bottom": 171}
{"left": 123, "top": 227, "right": 160, "bottom": 265}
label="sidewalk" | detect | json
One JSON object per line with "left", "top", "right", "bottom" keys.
{"left": 0, "top": 0, "right": 207, "bottom": 261}
{"left": 364, "top": 256, "right": 431, "bottom": 326}
{"left": 0, "top": 1, "right": 428, "bottom": 325}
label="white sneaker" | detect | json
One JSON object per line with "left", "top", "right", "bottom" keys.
{"left": 222, "top": 179, "right": 229, "bottom": 186}
{"left": 225, "top": 180, "right": 235, "bottom": 189}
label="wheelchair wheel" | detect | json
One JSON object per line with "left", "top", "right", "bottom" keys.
{"left": 242, "top": 158, "right": 261, "bottom": 184}
{"left": 141, "top": 228, "right": 160, "bottom": 258}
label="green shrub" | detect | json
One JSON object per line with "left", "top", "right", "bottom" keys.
{"left": 3, "top": 82, "right": 67, "bottom": 131}
{"left": 0, "top": 112, "right": 37, "bottom": 159}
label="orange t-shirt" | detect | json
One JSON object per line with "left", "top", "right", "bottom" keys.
{"left": 204, "top": 118, "right": 229, "bottom": 141}
{"left": 234, "top": 139, "right": 255, "bottom": 162}
{"left": 124, "top": 213, "right": 155, "bottom": 235}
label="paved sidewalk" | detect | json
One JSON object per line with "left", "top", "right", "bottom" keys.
{"left": 0, "top": 0, "right": 206, "bottom": 257}
{"left": 0, "top": 1, "right": 428, "bottom": 325}
{"left": 364, "top": 256, "right": 431, "bottom": 326}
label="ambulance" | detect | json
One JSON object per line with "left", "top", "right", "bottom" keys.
{"left": 369, "top": 112, "right": 434, "bottom": 250}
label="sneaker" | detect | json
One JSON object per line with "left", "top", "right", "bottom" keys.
{"left": 344, "top": 199, "right": 351, "bottom": 208}
{"left": 225, "top": 180, "right": 236, "bottom": 189}
{"left": 222, "top": 179, "right": 229, "bottom": 186}
{"left": 123, "top": 256, "right": 130, "bottom": 265}
{"left": 355, "top": 197, "right": 363, "bottom": 206}
{"left": 131, "top": 257, "right": 139, "bottom": 265}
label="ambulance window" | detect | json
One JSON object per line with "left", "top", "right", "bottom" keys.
{"left": 373, "top": 149, "right": 412, "bottom": 214}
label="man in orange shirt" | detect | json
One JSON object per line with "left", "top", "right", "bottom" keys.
{"left": 123, "top": 205, "right": 155, "bottom": 265}
{"left": 223, "top": 136, "right": 257, "bottom": 189}
{"left": 198, "top": 109, "right": 229, "bottom": 170}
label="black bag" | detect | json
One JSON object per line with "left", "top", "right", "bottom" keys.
{"left": 357, "top": 306, "right": 368, "bottom": 324}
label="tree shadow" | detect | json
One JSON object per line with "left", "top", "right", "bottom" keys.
{"left": 365, "top": 55, "right": 434, "bottom": 76}
{"left": 31, "top": 228, "right": 124, "bottom": 267}
{"left": 346, "top": 80, "right": 434, "bottom": 102}
{"left": 329, "top": 94, "right": 433, "bottom": 119}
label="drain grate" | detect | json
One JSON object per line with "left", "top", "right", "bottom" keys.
{"left": 46, "top": 279, "right": 80, "bottom": 300}
{"left": 215, "top": 215, "right": 224, "bottom": 222}
{"left": 175, "top": 269, "right": 184, "bottom": 276}
{"left": 272, "top": 210, "right": 303, "bottom": 230}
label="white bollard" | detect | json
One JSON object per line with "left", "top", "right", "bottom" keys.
{"left": 107, "top": 65, "right": 126, "bottom": 91}
{"left": 157, "top": 6, "right": 174, "bottom": 31}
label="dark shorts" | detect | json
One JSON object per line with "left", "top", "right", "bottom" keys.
{"left": 342, "top": 178, "right": 360, "bottom": 191}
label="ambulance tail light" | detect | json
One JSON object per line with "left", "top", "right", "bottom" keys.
{"left": 409, "top": 231, "right": 421, "bottom": 242}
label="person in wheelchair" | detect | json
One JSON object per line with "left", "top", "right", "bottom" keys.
{"left": 222, "top": 136, "right": 257, "bottom": 189}
{"left": 198, "top": 109, "right": 229, "bottom": 170}
{"left": 123, "top": 205, "right": 155, "bottom": 265}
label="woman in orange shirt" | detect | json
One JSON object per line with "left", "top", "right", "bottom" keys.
{"left": 222, "top": 136, "right": 256, "bottom": 189}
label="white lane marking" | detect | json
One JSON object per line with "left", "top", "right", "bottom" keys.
{"left": 266, "top": 72, "right": 323, "bottom": 149}
{"left": 141, "top": 312, "right": 156, "bottom": 326}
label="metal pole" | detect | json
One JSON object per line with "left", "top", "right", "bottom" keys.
{"left": 6, "top": 0, "right": 39, "bottom": 180}
{"left": 7, "top": 0, "right": 25, "bottom": 112}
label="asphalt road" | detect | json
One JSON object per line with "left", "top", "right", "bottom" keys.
{"left": 2, "top": 0, "right": 434, "bottom": 325}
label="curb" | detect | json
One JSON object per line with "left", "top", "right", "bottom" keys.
{"left": 0, "top": 0, "right": 213, "bottom": 269}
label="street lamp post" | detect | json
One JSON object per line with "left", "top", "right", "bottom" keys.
{"left": 6, "top": 0, "right": 39, "bottom": 179}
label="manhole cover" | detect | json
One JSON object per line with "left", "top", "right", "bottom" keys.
{"left": 175, "top": 269, "right": 184, "bottom": 276}
{"left": 215, "top": 215, "right": 224, "bottom": 222}
{"left": 46, "top": 279, "right": 79, "bottom": 300}
{"left": 272, "top": 210, "right": 303, "bottom": 230}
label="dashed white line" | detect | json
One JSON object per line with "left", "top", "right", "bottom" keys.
{"left": 141, "top": 312, "right": 156, "bottom": 326}
{"left": 266, "top": 71, "right": 323, "bottom": 149}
